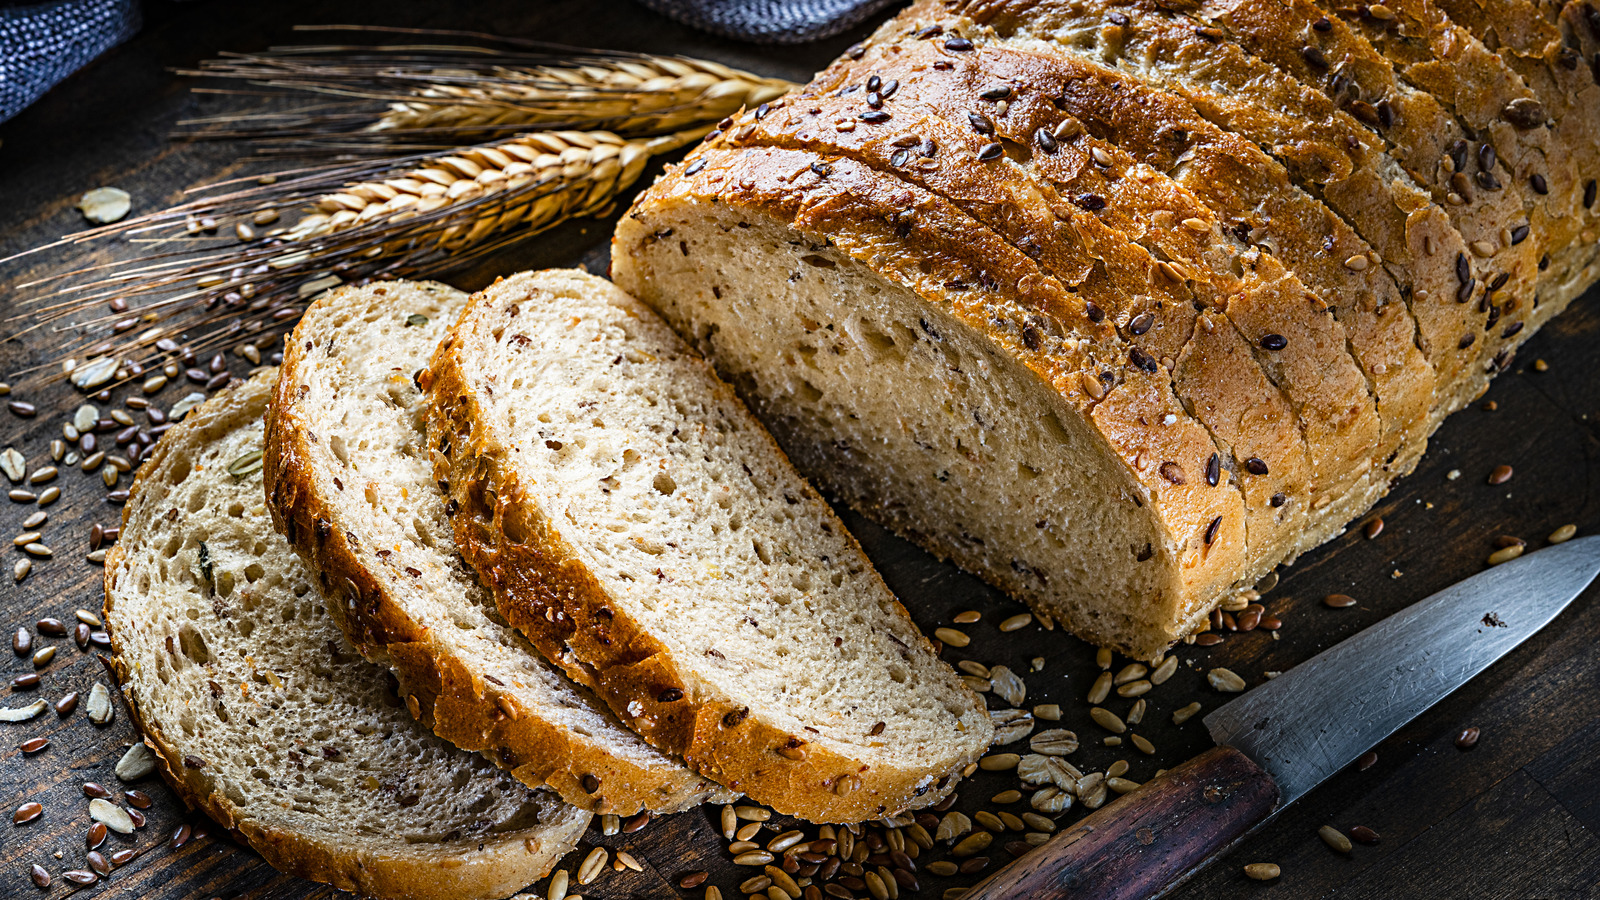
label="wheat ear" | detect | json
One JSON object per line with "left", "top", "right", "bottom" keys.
{"left": 4, "top": 127, "right": 704, "bottom": 386}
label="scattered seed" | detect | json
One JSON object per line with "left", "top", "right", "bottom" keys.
{"left": 90, "top": 798, "right": 135, "bottom": 834}
{"left": 735, "top": 805, "right": 771, "bottom": 822}
{"left": 1127, "top": 699, "right": 1147, "bottom": 726}
{"left": 1244, "top": 862, "right": 1281, "bottom": 881}
{"left": 1151, "top": 655, "right": 1179, "bottom": 685}
{"left": 1549, "top": 524, "right": 1577, "bottom": 544}
{"left": 1033, "top": 703, "right": 1061, "bottom": 721}
{"left": 63, "top": 870, "right": 98, "bottom": 886}
{"left": 13, "top": 559, "right": 31, "bottom": 582}
{"left": 1117, "top": 679, "right": 1152, "bottom": 698}
{"left": 1318, "top": 825, "right": 1353, "bottom": 853}
{"left": 720, "top": 805, "right": 737, "bottom": 839}
{"left": 734, "top": 850, "right": 775, "bottom": 866}
{"left": 36, "top": 486, "right": 59, "bottom": 506}
{"left": 1455, "top": 726, "right": 1481, "bottom": 749}
{"left": 1324, "top": 593, "right": 1357, "bottom": 609}
{"left": 677, "top": 869, "right": 708, "bottom": 889}
{"left": 32, "top": 646, "right": 56, "bottom": 667}
{"left": 991, "top": 789, "right": 1022, "bottom": 804}
{"left": 1349, "top": 825, "right": 1381, "bottom": 844}
{"left": 11, "top": 673, "right": 39, "bottom": 689}
{"left": 14, "top": 802, "right": 44, "bottom": 824}
{"left": 1130, "top": 733, "right": 1156, "bottom": 755}
{"left": 1365, "top": 517, "right": 1385, "bottom": 539}
{"left": 20, "top": 736, "right": 49, "bottom": 754}
{"left": 56, "top": 692, "right": 80, "bottom": 717}
{"left": 10, "top": 489, "right": 37, "bottom": 502}
{"left": 1088, "top": 671, "right": 1113, "bottom": 704}
{"left": 1089, "top": 707, "right": 1126, "bottom": 734}
{"left": 31, "top": 865, "right": 51, "bottom": 888}
{"left": 999, "top": 613, "right": 1033, "bottom": 631}
{"left": 22, "top": 542, "right": 51, "bottom": 559}
{"left": 86, "top": 682, "right": 114, "bottom": 725}
{"left": 621, "top": 810, "right": 651, "bottom": 833}
{"left": 933, "top": 627, "right": 971, "bottom": 647}
{"left": 1487, "top": 544, "right": 1524, "bottom": 565}
{"left": 0, "top": 699, "right": 48, "bottom": 723}
{"left": 991, "top": 708, "right": 1035, "bottom": 744}
{"left": 979, "top": 753, "right": 1020, "bottom": 771}
{"left": 1172, "top": 702, "right": 1202, "bottom": 725}
{"left": 1208, "top": 668, "right": 1246, "bottom": 692}
{"left": 169, "top": 823, "right": 192, "bottom": 849}
{"left": 952, "top": 610, "right": 981, "bottom": 624}
{"left": 1487, "top": 464, "right": 1513, "bottom": 485}
{"left": 124, "top": 790, "right": 151, "bottom": 809}
{"left": 88, "top": 821, "right": 108, "bottom": 849}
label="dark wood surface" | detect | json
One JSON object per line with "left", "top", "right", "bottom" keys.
{"left": 2, "top": 2, "right": 1599, "bottom": 899}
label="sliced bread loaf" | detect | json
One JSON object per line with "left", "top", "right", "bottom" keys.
{"left": 264, "top": 280, "right": 733, "bottom": 815}
{"left": 104, "top": 369, "right": 589, "bottom": 900}
{"left": 425, "top": 269, "right": 993, "bottom": 821}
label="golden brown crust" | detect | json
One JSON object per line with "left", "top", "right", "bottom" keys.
{"left": 425, "top": 265, "right": 993, "bottom": 819}
{"left": 262, "top": 283, "right": 730, "bottom": 816}
{"left": 105, "top": 371, "right": 585, "bottom": 900}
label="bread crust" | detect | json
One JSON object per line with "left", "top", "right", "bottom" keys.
{"left": 263, "top": 282, "right": 733, "bottom": 816}
{"left": 105, "top": 370, "right": 588, "bottom": 900}
{"left": 427, "top": 268, "right": 995, "bottom": 819}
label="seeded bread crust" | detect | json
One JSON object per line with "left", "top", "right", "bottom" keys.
{"left": 1191, "top": 0, "right": 1554, "bottom": 403}
{"left": 105, "top": 370, "right": 589, "bottom": 900}
{"left": 806, "top": 24, "right": 1390, "bottom": 551}
{"left": 264, "top": 281, "right": 734, "bottom": 815}
{"left": 426, "top": 269, "right": 995, "bottom": 820}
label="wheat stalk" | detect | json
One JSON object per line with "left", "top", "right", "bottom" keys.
{"left": 4, "top": 127, "right": 703, "bottom": 386}
{"left": 177, "top": 31, "right": 793, "bottom": 149}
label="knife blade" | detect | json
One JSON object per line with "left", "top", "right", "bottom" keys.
{"left": 960, "top": 535, "right": 1600, "bottom": 900}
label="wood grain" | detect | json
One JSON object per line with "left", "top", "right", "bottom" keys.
{"left": 1, "top": 1, "right": 1598, "bottom": 899}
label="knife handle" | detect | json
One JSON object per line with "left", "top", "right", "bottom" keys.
{"left": 958, "top": 746, "right": 1280, "bottom": 900}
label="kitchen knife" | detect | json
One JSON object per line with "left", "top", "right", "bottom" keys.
{"left": 960, "top": 535, "right": 1600, "bottom": 900}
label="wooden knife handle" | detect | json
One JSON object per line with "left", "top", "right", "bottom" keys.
{"left": 959, "top": 746, "right": 1279, "bottom": 900}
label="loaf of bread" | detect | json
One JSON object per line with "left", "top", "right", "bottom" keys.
{"left": 426, "top": 269, "right": 992, "bottom": 822}
{"left": 264, "top": 281, "right": 735, "bottom": 815}
{"left": 612, "top": 0, "right": 1600, "bottom": 660}
{"left": 104, "top": 370, "right": 589, "bottom": 900}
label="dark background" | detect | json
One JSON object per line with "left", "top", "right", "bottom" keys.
{"left": 2, "top": 2, "right": 1598, "bottom": 898}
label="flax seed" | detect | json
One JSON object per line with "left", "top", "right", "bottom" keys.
{"left": 1324, "top": 593, "right": 1357, "bottom": 609}
{"left": 1455, "top": 726, "right": 1480, "bottom": 749}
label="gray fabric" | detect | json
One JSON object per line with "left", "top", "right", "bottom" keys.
{"left": 633, "top": 0, "right": 900, "bottom": 43}
{"left": 0, "top": 0, "right": 140, "bottom": 122}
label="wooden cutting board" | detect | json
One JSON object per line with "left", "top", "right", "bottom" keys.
{"left": 1, "top": 2, "right": 1597, "bottom": 898}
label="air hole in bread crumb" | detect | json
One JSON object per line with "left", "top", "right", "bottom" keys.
{"left": 652, "top": 471, "right": 676, "bottom": 495}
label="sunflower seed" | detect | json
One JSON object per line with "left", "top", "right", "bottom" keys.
{"left": 999, "top": 613, "right": 1033, "bottom": 631}
{"left": 950, "top": 831, "right": 993, "bottom": 857}
{"left": 1113, "top": 663, "right": 1147, "bottom": 685}
{"left": 1089, "top": 707, "right": 1126, "bottom": 733}
{"left": 927, "top": 861, "right": 959, "bottom": 876}
{"left": 71, "top": 356, "right": 120, "bottom": 391}
{"left": 933, "top": 627, "right": 971, "bottom": 647}
{"left": 13, "top": 559, "right": 31, "bottom": 582}
{"left": 733, "top": 850, "right": 775, "bottom": 866}
{"left": 79, "top": 188, "right": 131, "bottom": 224}
{"left": 978, "top": 753, "right": 1020, "bottom": 771}
{"left": 36, "top": 486, "right": 59, "bottom": 506}
{"left": 1151, "top": 655, "right": 1178, "bottom": 685}
{"left": 1029, "top": 729, "right": 1079, "bottom": 756}
{"left": 1172, "top": 702, "right": 1202, "bottom": 725}
{"left": 1116, "top": 679, "right": 1152, "bottom": 698}
{"left": 1549, "top": 524, "right": 1578, "bottom": 544}
{"left": 1127, "top": 699, "right": 1147, "bottom": 726}
{"left": 0, "top": 448, "right": 23, "bottom": 483}
{"left": 991, "top": 789, "right": 1022, "bottom": 804}
{"left": 961, "top": 675, "right": 992, "bottom": 692}
{"left": 89, "top": 798, "right": 135, "bottom": 834}
{"left": 990, "top": 709, "right": 1035, "bottom": 744}
{"left": 957, "top": 660, "right": 990, "bottom": 677}
{"left": 1318, "top": 825, "right": 1353, "bottom": 853}
{"left": 76, "top": 609, "right": 102, "bottom": 627}
{"left": 1487, "top": 545, "right": 1524, "bottom": 565}
{"left": 952, "top": 610, "right": 981, "bottom": 624}
{"left": 1244, "top": 863, "right": 1281, "bottom": 880}
{"left": 988, "top": 666, "right": 1026, "bottom": 706}
{"left": 735, "top": 805, "right": 771, "bottom": 821}
{"left": 87, "top": 682, "right": 114, "bottom": 725}
{"left": 1106, "top": 776, "right": 1141, "bottom": 794}
{"left": 1207, "top": 668, "right": 1246, "bottom": 692}
{"left": 974, "top": 810, "right": 1006, "bottom": 832}
{"left": 1088, "top": 671, "right": 1113, "bottom": 704}
{"left": 1130, "top": 733, "right": 1156, "bottom": 755}
{"left": 169, "top": 392, "right": 207, "bottom": 420}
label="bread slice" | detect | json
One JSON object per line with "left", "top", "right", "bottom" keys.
{"left": 104, "top": 369, "right": 589, "bottom": 900}
{"left": 264, "top": 280, "right": 733, "bottom": 816}
{"left": 426, "top": 269, "right": 993, "bottom": 821}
